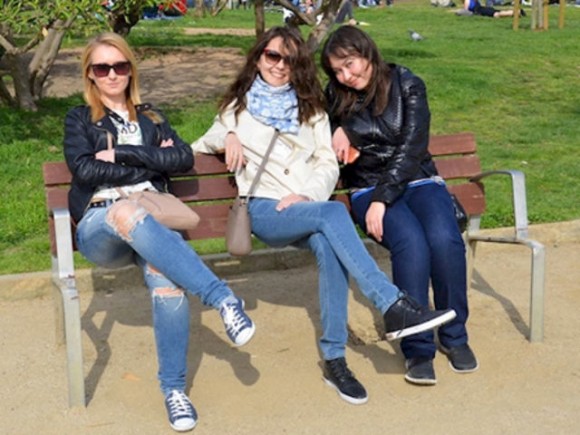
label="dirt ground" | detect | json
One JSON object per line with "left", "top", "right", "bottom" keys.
{"left": 1, "top": 221, "right": 580, "bottom": 434}
{"left": 44, "top": 29, "right": 249, "bottom": 105}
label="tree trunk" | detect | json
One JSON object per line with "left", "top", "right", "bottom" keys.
{"left": 254, "top": 0, "right": 265, "bottom": 37}
{"left": 29, "top": 19, "right": 73, "bottom": 100}
{"left": 212, "top": 0, "right": 229, "bottom": 16}
{"left": 307, "top": 17, "right": 333, "bottom": 53}
{"left": 194, "top": 0, "right": 205, "bottom": 18}
{"left": 306, "top": 0, "right": 341, "bottom": 52}
{"left": 4, "top": 53, "right": 36, "bottom": 110}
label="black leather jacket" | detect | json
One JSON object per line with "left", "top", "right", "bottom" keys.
{"left": 63, "top": 104, "right": 193, "bottom": 223}
{"left": 326, "top": 64, "right": 438, "bottom": 206}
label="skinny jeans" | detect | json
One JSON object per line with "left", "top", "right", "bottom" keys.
{"left": 248, "top": 198, "right": 400, "bottom": 360}
{"left": 350, "top": 182, "right": 469, "bottom": 359}
{"left": 76, "top": 204, "right": 234, "bottom": 395}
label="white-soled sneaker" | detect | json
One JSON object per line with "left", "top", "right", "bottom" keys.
{"left": 164, "top": 390, "right": 197, "bottom": 432}
{"left": 384, "top": 295, "right": 456, "bottom": 341}
{"left": 323, "top": 357, "right": 368, "bottom": 405}
{"left": 219, "top": 296, "right": 256, "bottom": 346}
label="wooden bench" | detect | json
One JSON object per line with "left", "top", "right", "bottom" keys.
{"left": 43, "top": 131, "right": 545, "bottom": 408}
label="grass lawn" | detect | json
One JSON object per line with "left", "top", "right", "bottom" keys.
{"left": 1, "top": 1, "right": 579, "bottom": 274}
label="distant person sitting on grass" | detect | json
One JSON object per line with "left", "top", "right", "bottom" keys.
{"left": 464, "top": 0, "right": 525, "bottom": 17}
{"left": 335, "top": 0, "right": 370, "bottom": 26}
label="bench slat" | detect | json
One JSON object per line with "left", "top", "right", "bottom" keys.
{"left": 429, "top": 132, "right": 476, "bottom": 156}
{"left": 190, "top": 153, "right": 228, "bottom": 175}
{"left": 172, "top": 177, "right": 236, "bottom": 202}
{"left": 42, "top": 154, "right": 228, "bottom": 187}
{"left": 181, "top": 203, "right": 231, "bottom": 239}
{"left": 434, "top": 155, "right": 482, "bottom": 180}
{"left": 335, "top": 183, "right": 485, "bottom": 217}
{"left": 43, "top": 162, "right": 73, "bottom": 186}
{"left": 46, "top": 187, "right": 69, "bottom": 210}
{"left": 448, "top": 182, "right": 486, "bottom": 216}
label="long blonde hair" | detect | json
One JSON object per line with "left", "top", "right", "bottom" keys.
{"left": 81, "top": 32, "right": 142, "bottom": 123}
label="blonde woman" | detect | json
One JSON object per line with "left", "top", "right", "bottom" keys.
{"left": 64, "top": 32, "right": 255, "bottom": 432}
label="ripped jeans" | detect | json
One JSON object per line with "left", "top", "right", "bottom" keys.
{"left": 76, "top": 201, "right": 234, "bottom": 395}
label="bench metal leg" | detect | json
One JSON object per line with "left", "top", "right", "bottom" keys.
{"left": 467, "top": 171, "right": 545, "bottom": 342}
{"left": 54, "top": 278, "right": 86, "bottom": 407}
{"left": 466, "top": 216, "right": 481, "bottom": 292}
{"left": 527, "top": 240, "right": 545, "bottom": 343}
{"left": 467, "top": 234, "right": 546, "bottom": 343}
{"left": 52, "top": 208, "right": 86, "bottom": 407}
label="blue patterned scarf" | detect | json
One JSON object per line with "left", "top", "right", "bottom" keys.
{"left": 246, "top": 75, "right": 300, "bottom": 135}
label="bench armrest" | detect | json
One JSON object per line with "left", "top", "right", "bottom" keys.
{"left": 469, "top": 169, "right": 529, "bottom": 240}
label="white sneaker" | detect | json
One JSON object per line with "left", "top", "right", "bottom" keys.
{"left": 219, "top": 296, "right": 256, "bottom": 346}
{"left": 164, "top": 390, "right": 197, "bottom": 432}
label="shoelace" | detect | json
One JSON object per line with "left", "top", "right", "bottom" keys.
{"left": 392, "top": 294, "right": 422, "bottom": 339}
{"left": 221, "top": 303, "right": 248, "bottom": 335}
{"left": 328, "top": 359, "right": 353, "bottom": 381}
{"left": 167, "top": 392, "right": 192, "bottom": 418}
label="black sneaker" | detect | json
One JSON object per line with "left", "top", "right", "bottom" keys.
{"left": 405, "top": 357, "right": 437, "bottom": 386}
{"left": 323, "top": 357, "right": 368, "bottom": 405}
{"left": 440, "top": 343, "right": 479, "bottom": 373}
{"left": 164, "top": 390, "right": 197, "bottom": 432}
{"left": 383, "top": 296, "right": 456, "bottom": 341}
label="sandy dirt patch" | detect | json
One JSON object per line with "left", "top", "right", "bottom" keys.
{"left": 44, "top": 43, "right": 246, "bottom": 105}
{"left": 1, "top": 222, "right": 580, "bottom": 434}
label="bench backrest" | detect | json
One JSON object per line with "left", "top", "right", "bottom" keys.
{"left": 43, "top": 132, "right": 485, "bottom": 256}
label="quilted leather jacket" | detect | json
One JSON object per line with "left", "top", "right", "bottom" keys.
{"left": 63, "top": 104, "right": 193, "bottom": 223}
{"left": 326, "top": 64, "right": 438, "bottom": 206}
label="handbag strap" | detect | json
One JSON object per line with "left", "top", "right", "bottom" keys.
{"left": 245, "top": 129, "right": 279, "bottom": 198}
{"left": 107, "top": 131, "right": 113, "bottom": 151}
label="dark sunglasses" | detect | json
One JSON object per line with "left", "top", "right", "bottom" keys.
{"left": 91, "top": 61, "right": 131, "bottom": 78}
{"left": 262, "top": 49, "right": 290, "bottom": 66}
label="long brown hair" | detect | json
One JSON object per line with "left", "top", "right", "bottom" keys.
{"left": 219, "top": 26, "right": 325, "bottom": 124}
{"left": 81, "top": 32, "right": 141, "bottom": 123}
{"left": 321, "top": 26, "right": 391, "bottom": 118}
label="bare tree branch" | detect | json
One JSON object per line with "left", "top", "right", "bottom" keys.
{"left": 0, "top": 33, "right": 16, "bottom": 54}
{"left": 274, "top": 0, "right": 316, "bottom": 25}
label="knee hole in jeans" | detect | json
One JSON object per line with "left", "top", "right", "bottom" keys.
{"left": 105, "top": 200, "right": 147, "bottom": 241}
{"left": 145, "top": 263, "right": 162, "bottom": 276}
{"left": 152, "top": 287, "right": 185, "bottom": 298}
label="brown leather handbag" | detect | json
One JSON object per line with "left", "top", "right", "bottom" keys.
{"left": 226, "top": 129, "right": 279, "bottom": 256}
{"left": 107, "top": 132, "right": 200, "bottom": 231}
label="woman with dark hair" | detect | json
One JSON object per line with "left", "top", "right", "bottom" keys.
{"left": 64, "top": 32, "right": 255, "bottom": 432}
{"left": 192, "top": 26, "right": 455, "bottom": 405}
{"left": 321, "top": 26, "right": 478, "bottom": 387}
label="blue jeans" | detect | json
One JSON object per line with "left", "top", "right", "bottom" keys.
{"left": 248, "top": 198, "right": 400, "bottom": 360}
{"left": 351, "top": 182, "right": 469, "bottom": 359}
{"left": 76, "top": 202, "right": 234, "bottom": 395}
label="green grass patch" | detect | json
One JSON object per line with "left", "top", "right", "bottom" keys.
{"left": 1, "top": 2, "right": 580, "bottom": 274}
